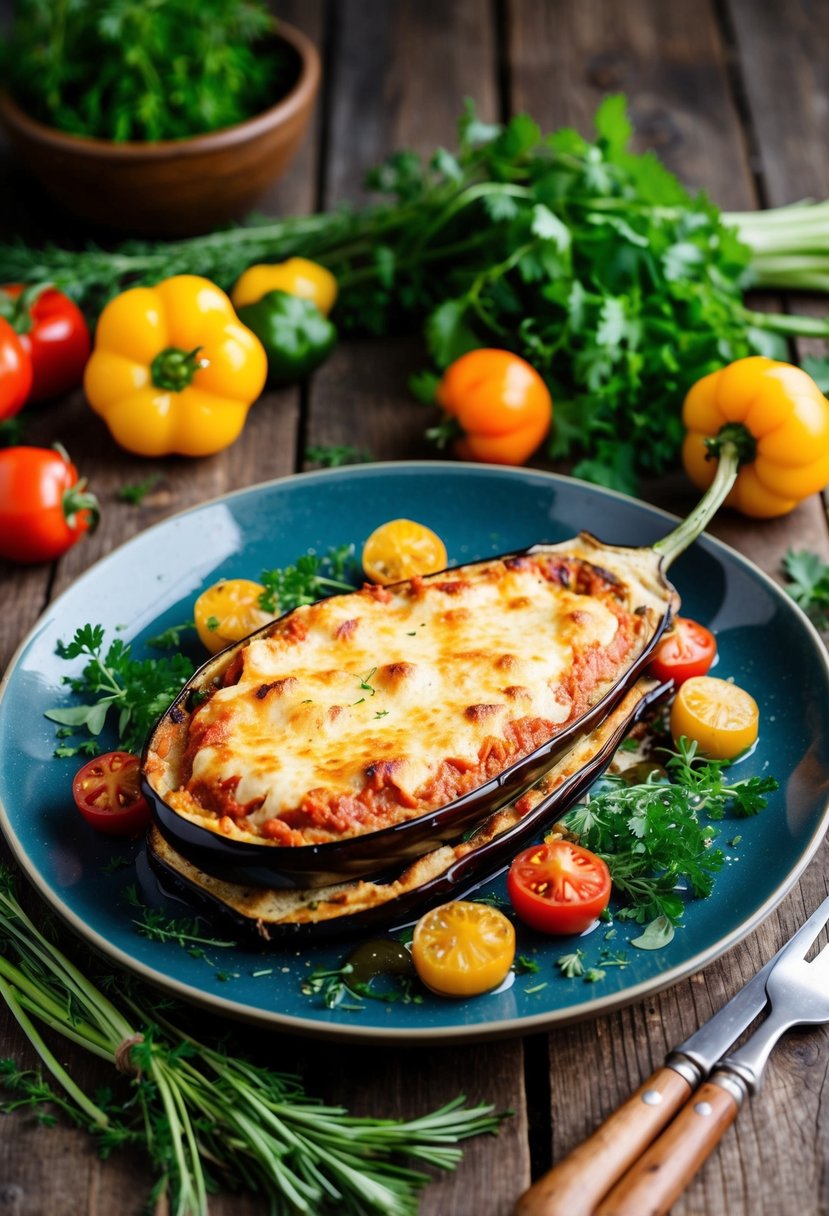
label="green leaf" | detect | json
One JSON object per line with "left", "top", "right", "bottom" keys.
{"left": 425, "top": 299, "right": 480, "bottom": 368}
{"left": 594, "top": 94, "right": 633, "bottom": 159}
{"left": 409, "top": 370, "right": 441, "bottom": 406}
{"left": 631, "top": 916, "right": 675, "bottom": 951}
{"left": 531, "top": 204, "right": 572, "bottom": 253}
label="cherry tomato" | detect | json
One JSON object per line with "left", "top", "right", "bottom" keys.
{"left": 648, "top": 617, "right": 717, "bottom": 686}
{"left": 435, "top": 349, "right": 553, "bottom": 465}
{"left": 411, "top": 900, "right": 516, "bottom": 997}
{"left": 361, "top": 518, "right": 448, "bottom": 585}
{"left": 0, "top": 284, "right": 91, "bottom": 402}
{"left": 194, "top": 578, "right": 274, "bottom": 653}
{"left": 0, "top": 317, "right": 32, "bottom": 421}
{"left": 507, "top": 840, "right": 611, "bottom": 935}
{"left": 670, "top": 675, "right": 759, "bottom": 759}
{"left": 72, "top": 751, "right": 151, "bottom": 836}
{"left": 0, "top": 446, "right": 99, "bottom": 564}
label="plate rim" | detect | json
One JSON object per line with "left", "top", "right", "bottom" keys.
{"left": 2, "top": 459, "right": 829, "bottom": 1044}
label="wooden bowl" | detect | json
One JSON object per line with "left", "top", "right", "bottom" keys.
{"left": 0, "top": 21, "right": 320, "bottom": 237}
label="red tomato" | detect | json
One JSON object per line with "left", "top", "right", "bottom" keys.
{"left": 507, "top": 840, "right": 611, "bottom": 935}
{"left": 0, "top": 284, "right": 91, "bottom": 402}
{"left": 72, "top": 751, "right": 151, "bottom": 837}
{"left": 0, "top": 446, "right": 100, "bottom": 564}
{"left": 648, "top": 617, "right": 717, "bottom": 686}
{"left": 0, "top": 317, "right": 32, "bottom": 421}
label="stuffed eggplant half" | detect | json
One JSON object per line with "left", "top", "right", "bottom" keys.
{"left": 142, "top": 532, "right": 678, "bottom": 888}
{"left": 141, "top": 677, "right": 668, "bottom": 941}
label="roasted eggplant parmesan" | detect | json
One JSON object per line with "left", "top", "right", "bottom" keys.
{"left": 143, "top": 533, "right": 677, "bottom": 885}
{"left": 142, "top": 678, "right": 667, "bottom": 940}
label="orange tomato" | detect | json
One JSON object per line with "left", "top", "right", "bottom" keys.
{"left": 670, "top": 675, "right": 759, "bottom": 759}
{"left": 411, "top": 900, "right": 516, "bottom": 997}
{"left": 435, "top": 349, "right": 553, "bottom": 465}
{"left": 361, "top": 518, "right": 447, "bottom": 584}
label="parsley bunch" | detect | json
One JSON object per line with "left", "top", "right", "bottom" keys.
{"left": 2, "top": 0, "right": 287, "bottom": 142}
{"left": 46, "top": 624, "right": 193, "bottom": 756}
{"left": 563, "top": 739, "right": 778, "bottom": 926}
{"left": 5, "top": 96, "right": 829, "bottom": 490}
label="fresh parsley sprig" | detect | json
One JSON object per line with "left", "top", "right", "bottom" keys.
{"left": 562, "top": 742, "right": 778, "bottom": 927}
{"left": 782, "top": 548, "right": 829, "bottom": 628}
{"left": 258, "top": 544, "right": 358, "bottom": 614}
{"left": 45, "top": 624, "right": 193, "bottom": 756}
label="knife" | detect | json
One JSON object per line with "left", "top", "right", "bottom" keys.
{"left": 514, "top": 894, "right": 829, "bottom": 1216}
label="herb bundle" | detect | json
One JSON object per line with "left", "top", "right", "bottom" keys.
{"left": 0, "top": 868, "right": 503, "bottom": 1216}
{"left": 1, "top": 0, "right": 288, "bottom": 142}
{"left": 4, "top": 97, "right": 829, "bottom": 490}
{"left": 562, "top": 739, "right": 778, "bottom": 926}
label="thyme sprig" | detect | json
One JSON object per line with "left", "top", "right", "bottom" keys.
{"left": 0, "top": 867, "right": 504, "bottom": 1215}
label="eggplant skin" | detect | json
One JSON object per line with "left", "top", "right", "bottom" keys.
{"left": 142, "top": 533, "right": 676, "bottom": 889}
{"left": 140, "top": 678, "right": 668, "bottom": 943}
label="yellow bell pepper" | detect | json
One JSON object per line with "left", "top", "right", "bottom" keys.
{"left": 231, "top": 258, "right": 338, "bottom": 316}
{"left": 682, "top": 355, "right": 829, "bottom": 518}
{"left": 84, "top": 275, "right": 267, "bottom": 457}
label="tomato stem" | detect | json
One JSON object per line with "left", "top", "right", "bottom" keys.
{"left": 63, "top": 480, "right": 101, "bottom": 534}
{"left": 653, "top": 440, "right": 740, "bottom": 569}
{"left": 150, "top": 345, "right": 208, "bottom": 392}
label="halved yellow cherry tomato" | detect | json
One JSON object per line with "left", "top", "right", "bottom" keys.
{"left": 194, "top": 578, "right": 273, "bottom": 653}
{"left": 361, "top": 518, "right": 447, "bottom": 585}
{"left": 230, "top": 258, "right": 338, "bottom": 316}
{"left": 411, "top": 900, "right": 516, "bottom": 997}
{"left": 670, "top": 675, "right": 759, "bottom": 759}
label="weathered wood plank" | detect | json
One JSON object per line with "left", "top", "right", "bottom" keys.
{"left": 508, "top": 3, "right": 829, "bottom": 1215}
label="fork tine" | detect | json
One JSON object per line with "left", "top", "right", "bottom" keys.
{"left": 783, "top": 892, "right": 829, "bottom": 961}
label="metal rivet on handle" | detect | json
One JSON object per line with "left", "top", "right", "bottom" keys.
{"left": 694, "top": 1101, "right": 714, "bottom": 1117}
{"left": 642, "top": 1090, "right": 663, "bottom": 1106}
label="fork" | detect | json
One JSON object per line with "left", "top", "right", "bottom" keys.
{"left": 595, "top": 902, "right": 829, "bottom": 1216}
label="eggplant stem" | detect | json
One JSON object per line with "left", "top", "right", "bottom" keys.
{"left": 653, "top": 441, "right": 740, "bottom": 569}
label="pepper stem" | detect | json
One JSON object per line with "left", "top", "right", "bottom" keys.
{"left": 652, "top": 440, "right": 740, "bottom": 570}
{"left": 150, "top": 346, "right": 208, "bottom": 392}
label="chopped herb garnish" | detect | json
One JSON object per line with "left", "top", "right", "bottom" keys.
{"left": 258, "top": 545, "right": 357, "bottom": 614}
{"left": 146, "top": 621, "right": 195, "bottom": 650}
{"left": 556, "top": 950, "right": 586, "bottom": 979}
{"left": 513, "top": 955, "right": 540, "bottom": 976}
{"left": 115, "top": 473, "right": 162, "bottom": 505}
{"left": 305, "top": 443, "right": 372, "bottom": 468}
{"left": 584, "top": 968, "right": 606, "bottom": 983}
{"left": 301, "top": 963, "right": 422, "bottom": 1010}
{"left": 205, "top": 615, "right": 220, "bottom": 632}
{"left": 45, "top": 624, "right": 193, "bottom": 754}
{"left": 561, "top": 738, "right": 777, "bottom": 928}
{"left": 374, "top": 709, "right": 389, "bottom": 719}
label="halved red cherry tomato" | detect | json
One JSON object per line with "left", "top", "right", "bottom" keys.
{"left": 507, "top": 840, "right": 611, "bottom": 935}
{"left": 648, "top": 617, "right": 717, "bottom": 686}
{"left": 72, "top": 751, "right": 151, "bottom": 837}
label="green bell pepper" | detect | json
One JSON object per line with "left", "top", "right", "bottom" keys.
{"left": 236, "top": 289, "right": 336, "bottom": 385}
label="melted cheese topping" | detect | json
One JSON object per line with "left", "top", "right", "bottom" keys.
{"left": 150, "top": 542, "right": 668, "bottom": 846}
{"left": 193, "top": 562, "right": 619, "bottom": 815}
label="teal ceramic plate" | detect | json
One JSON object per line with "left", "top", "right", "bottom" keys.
{"left": 2, "top": 462, "right": 829, "bottom": 1043}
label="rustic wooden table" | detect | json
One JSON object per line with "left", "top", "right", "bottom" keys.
{"left": 1, "top": 2, "right": 829, "bottom": 1213}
